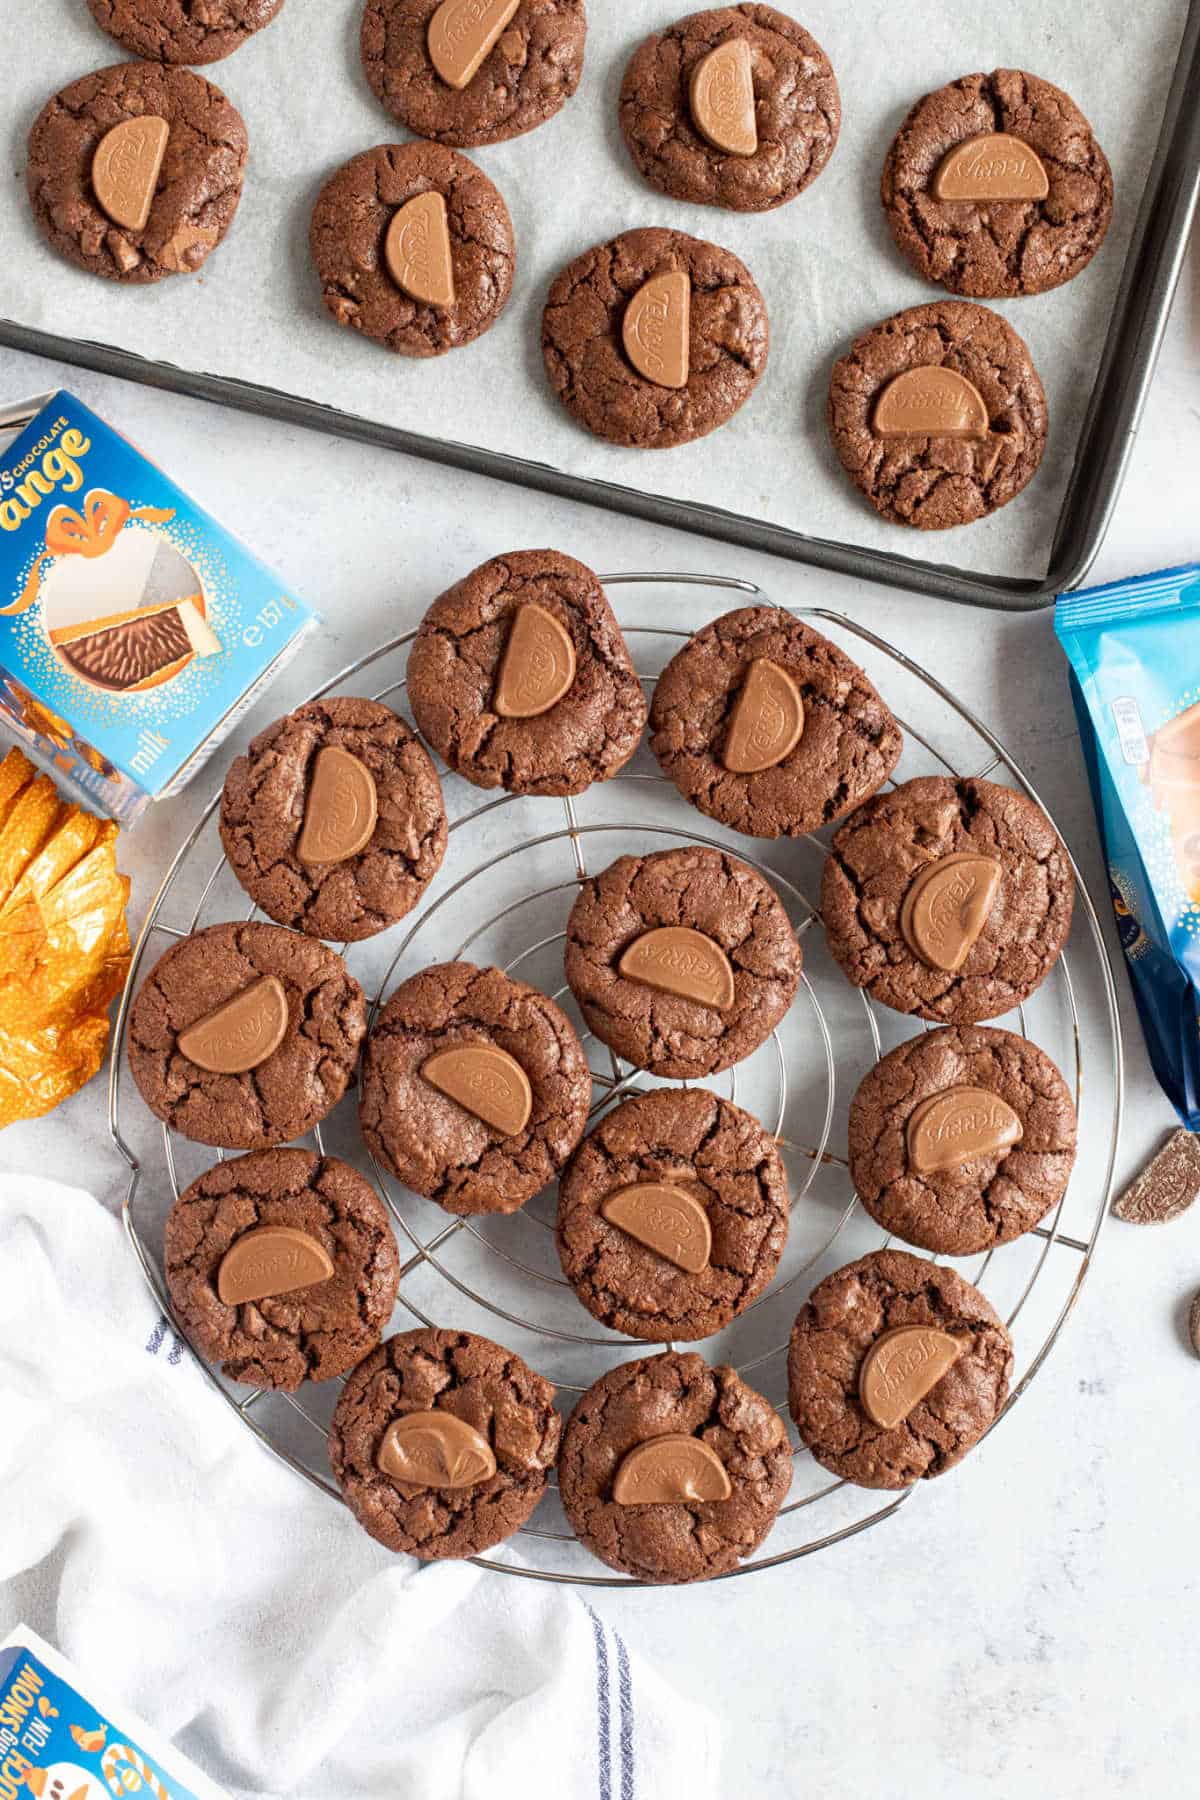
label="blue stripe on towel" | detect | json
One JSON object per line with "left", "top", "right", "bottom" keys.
{"left": 614, "top": 1629, "right": 634, "bottom": 1800}
{"left": 586, "top": 1608, "right": 613, "bottom": 1800}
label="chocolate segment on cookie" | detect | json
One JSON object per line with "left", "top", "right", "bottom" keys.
{"left": 362, "top": 0, "right": 587, "bottom": 147}
{"left": 221, "top": 697, "right": 447, "bottom": 942}
{"left": 565, "top": 846, "right": 801, "bottom": 1080}
{"left": 310, "top": 143, "right": 514, "bottom": 357}
{"left": 848, "top": 1025, "right": 1076, "bottom": 1255}
{"left": 557, "top": 1087, "right": 789, "bottom": 1341}
{"left": 542, "top": 228, "right": 768, "bottom": 450}
{"left": 164, "top": 1148, "right": 400, "bottom": 1389}
{"left": 821, "top": 776, "right": 1074, "bottom": 1023}
{"left": 620, "top": 5, "right": 840, "bottom": 213}
{"left": 650, "top": 606, "right": 902, "bottom": 838}
{"left": 130, "top": 923, "right": 368, "bottom": 1149}
{"left": 330, "top": 1328, "right": 561, "bottom": 1558}
{"left": 86, "top": 0, "right": 286, "bottom": 63}
{"left": 881, "top": 69, "right": 1113, "bottom": 298}
{"left": 27, "top": 61, "right": 248, "bottom": 283}
{"left": 359, "top": 961, "right": 590, "bottom": 1216}
{"left": 827, "top": 301, "right": 1048, "bottom": 530}
{"left": 407, "top": 549, "right": 646, "bottom": 797}
{"left": 787, "top": 1249, "right": 1013, "bottom": 1488}
{"left": 558, "top": 1352, "right": 792, "bottom": 1582}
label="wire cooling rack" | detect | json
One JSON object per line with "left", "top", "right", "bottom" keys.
{"left": 109, "top": 573, "right": 1124, "bottom": 1587}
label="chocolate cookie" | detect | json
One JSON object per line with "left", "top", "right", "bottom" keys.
{"left": 787, "top": 1248, "right": 1013, "bottom": 1489}
{"left": 128, "top": 922, "right": 368, "bottom": 1148}
{"left": 827, "top": 301, "right": 1048, "bottom": 530}
{"left": 27, "top": 61, "right": 248, "bottom": 284}
{"left": 542, "top": 228, "right": 769, "bottom": 450}
{"left": 164, "top": 1149, "right": 400, "bottom": 1391}
{"left": 309, "top": 143, "right": 514, "bottom": 357}
{"left": 405, "top": 549, "right": 647, "bottom": 797}
{"left": 881, "top": 69, "right": 1114, "bottom": 299}
{"left": 86, "top": 0, "right": 285, "bottom": 62}
{"left": 557, "top": 1087, "right": 789, "bottom": 1342}
{"left": 564, "top": 845, "right": 802, "bottom": 1079}
{"left": 558, "top": 1351, "right": 792, "bottom": 1582}
{"left": 620, "top": 5, "right": 840, "bottom": 213}
{"left": 649, "top": 606, "right": 902, "bottom": 838}
{"left": 330, "top": 1328, "right": 561, "bottom": 1558}
{"left": 820, "top": 776, "right": 1075, "bottom": 1024}
{"left": 359, "top": 960, "right": 591, "bottom": 1215}
{"left": 848, "top": 1026, "right": 1078, "bottom": 1255}
{"left": 361, "top": 0, "right": 587, "bottom": 146}
{"left": 220, "top": 697, "right": 448, "bottom": 943}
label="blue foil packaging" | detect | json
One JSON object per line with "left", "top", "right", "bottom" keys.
{"left": 1056, "top": 563, "right": 1200, "bottom": 1126}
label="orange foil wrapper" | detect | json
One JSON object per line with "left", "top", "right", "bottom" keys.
{"left": 0, "top": 746, "right": 130, "bottom": 1124}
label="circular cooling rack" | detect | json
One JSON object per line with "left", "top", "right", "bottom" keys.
{"left": 110, "top": 573, "right": 1124, "bottom": 1587}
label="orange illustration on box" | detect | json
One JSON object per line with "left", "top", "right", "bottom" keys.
{"left": 2, "top": 488, "right": 223, "bottom": 695}
{"left": 1141, "top": 699, "right": 1200, "bottom": 904}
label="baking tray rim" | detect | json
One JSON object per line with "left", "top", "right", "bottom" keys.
{"left": 2, "top": 0, "right": 1198, "bottom": 613}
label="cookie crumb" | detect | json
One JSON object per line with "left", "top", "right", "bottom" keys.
{"left": 1112, "top": 1129, "right": 1200, "bottom": 1223}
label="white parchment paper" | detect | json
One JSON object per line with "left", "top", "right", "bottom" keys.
{"left": 0, "top": 0, "right": 1187, "bottom": 580}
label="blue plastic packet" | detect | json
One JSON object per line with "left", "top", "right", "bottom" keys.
{"left": 1056, "top": 563, "right": 1200, "bottom": 1126}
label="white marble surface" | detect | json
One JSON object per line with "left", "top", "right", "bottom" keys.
{"left": 2, "top": 234, "right": 1198, "bottom": 1797}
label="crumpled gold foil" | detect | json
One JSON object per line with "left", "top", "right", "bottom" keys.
{"left": 0, "top": 747, "right": 131, "bottom": 1125}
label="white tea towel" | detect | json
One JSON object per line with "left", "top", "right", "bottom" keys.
{"left": 0, "top": 1177, "right": 721, "bottom": 1800}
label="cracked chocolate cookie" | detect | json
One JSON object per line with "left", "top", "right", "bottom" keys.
{"left": 330, "top": 1328, "right": 561, "bottom": 1557}
{"left": 881, "top": 69, "right": 1113, "bottom": 299}
{"left": 848, "top": 1026, "right": 1078, "bottom": 1255}
{"left": 558, "top": 1351, "right": 791, "bottom": 1582}
{"left": 542, "top": 227, "right": 769, "bottom": 450}
{"left": 787, "top": 1248, "right": 1013, "bottom": 1488}
{"left": 361, "top": 0, "right": 587, "bottom": 146}
{"left": 557, "top": 1087, "right": 789, "bottom": 1342}
{"left": 128, "top": 921, "right": 368, "bottom": 1148}
{"left": 564, "top": 845, "right": 802, "bottom": 1079}
{"left": 359, "top": 960, "right": 591, "bottom": 1215}
{"left": 649, "top": 605, "right": 902, "bottom": 838}
{"left": 220, "top": 697, "right": 448, "bottom": 943}
{"left": 86, "top": 0, "right": 285, "bottom": 62}
{"left": 406, "top": 549, "right": 647, "bottom": 797}
{"left": 27, "top": 61, "right": 248, "bottom": 284}
{"left": 164, "top": 1148, "right": 400, "bottom": 1391}
{"left": 827, "top": 300, "right": 1047, "bottom": 530}
{"left": 309, "top": 143, "right": 514, "bottom": 357}
{"left": 820, "top": 775, "right": 1075, "bottom": 1023}
{"left": 620, "top": 5, "right": 840, "bottom": 212}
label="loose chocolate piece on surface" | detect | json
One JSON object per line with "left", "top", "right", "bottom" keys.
{"left": 600, "top": 1181, "right": 713, "bottom": 1274}
{"left": 176, "top": 975, "right": 289, "bottom": 1074}
{"left": 933, "top": 132, "right": 1049, "bottom": 202}
{"left": 428, "top": 0, "right": 521, "bottom": 89}
{"left": 1189, "top": 1291, "right": 1200, "bottom": 1358}
{"left": 384, "top": 191, "right": 457, "bottom": 308}
{"left": 622, "top": 271, "right": 691, "bottom": 389}
{"left": 906, "top": 1085, "right": 1023, "bottom": 1175}
{"left": 873, "top": 366, "right": 990, "bottom": 440}
{"left": 618, "top": 926, "right": 735, "bottom": 1010}
{"left": 722, "top": 657, "right": 805, "bottom": 774}
{"left": 91, "top": 115, "right": 169, "bottom": 231}
{"left": 689, "top": 37, "right": 757, "bottom": 157}
{"left": 900, "top": 853, "right": 1001, "bottom": 972}
{"left": 1113, "top": 1128, "right": 1200, "bottom": 1223}
{"left": 421, "top": 1042, "right": 534, "bottom": 1136}
{"left": 216, "top": 1224, "right": 335, "bottom": 1306}
{"left": 612, "top": 1433, "right": 733, "bottom": 1505}
{"left": 858, "top": 1325, "right": 964, "bottom": 1429}
{"left": 296, "top": 747, "right": 379, "bottom": 866}
{"left": 493, "top": 603, "right": 577, "bottom": 719}
{"left": 377, "top": 1411, "right": 498, "bottom": 1488}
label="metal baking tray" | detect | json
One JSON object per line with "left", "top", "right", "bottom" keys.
{"left": 2, "top": 1, "right": 1197, "bottom": 612}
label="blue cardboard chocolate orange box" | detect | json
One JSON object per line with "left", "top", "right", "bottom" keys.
{"left": 0, "top": 392, "right": 318, "bottom": 821}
